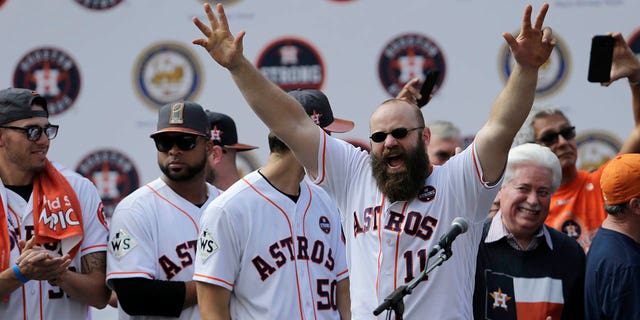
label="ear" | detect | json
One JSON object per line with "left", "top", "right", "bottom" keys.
{"left": 210, "top": 144, "right": 225, "bottom": 165}
{"left": 629, "top": 198, "right": 640, "bottom": 215}
{"left": 422, "top": 126, "right": 431, "bottom": 147}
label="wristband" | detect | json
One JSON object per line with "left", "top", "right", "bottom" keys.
{"left": 12, "top": 265, "right": 29, "bottom": 284}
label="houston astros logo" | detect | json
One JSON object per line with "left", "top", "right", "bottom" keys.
{"left": 211, "top": 126, "right": 223, "bottom": 143}
{"left": 319, "top": 216, "right": 331, "bottom": 234}
{"left": 575, "top": 130, "right": 621, "bottom": 172}
{"left": 490, "top": 288, "right": 512, "bottom": 310}
{"left": 13, "top": 47, "right": 81, "bottom": 116}
{"left": 256, "top": 37, "right": 326, "bottom": 91}
{"left": 418, "top": 185, "right": 436, "bottom": 202}
{"left": 76, "top": 149, "right": 140, "bottom": 217}
{"left": 561, "top": 219, "right": 582, "bottom": 239}
{"left": 134, "top": 42, "right": 203, "bottom": 109}
{"left": 74, "top": 0, "right": 123, "bottom": 10}
{"left": 500, "top": 32, "right": 569, "bottom": 98}
{"left": 628, "top": 28, "right": 640, "bottom": 57}
{"left": 378, "top": 33, "right": 446, "bottom": 98}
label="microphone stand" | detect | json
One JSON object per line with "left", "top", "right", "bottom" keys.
{"left": 373, "top": 246, "right": 453, "bottom": 319}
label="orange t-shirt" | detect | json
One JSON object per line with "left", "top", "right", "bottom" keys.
{"left": 546, "top": 167, "right": 607, "bottom": 252}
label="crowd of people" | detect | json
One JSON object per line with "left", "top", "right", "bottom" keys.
{"left": 0, "top": 2, "right": 638, "bottom": 320}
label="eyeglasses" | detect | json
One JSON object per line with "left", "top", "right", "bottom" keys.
{"left": 535, "top": 126, "right": 576, "bottom": 146}
{"left": 154, "top": 135, "right": 199, "bottom": 152}
{"left": 370, "top": 127, "right": 423, "bottom": 143}
{"left": 0, "top": 125, "right": 59, "bottom": 141}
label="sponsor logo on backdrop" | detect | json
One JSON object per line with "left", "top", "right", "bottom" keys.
{"left": 76, "top": 149, "right": 140, "bottom": 217}
{"left": 13, "top": 47, "right": 81, "bottom": 116}
{"left": 575, "top": 130, "right": 621, "bottom": 172}
{"left": 256, "top": 37, "right": 325, "bottom": 91}
{"left": 629, "top": 28, "right": 640, "bottom": 57}
{"left": 134, "top": 42, "right": 203, "bottom": 110}
{"left": 500, "top": 33, "right": 570, "bottom": 98}
{"left": 236, "top": 151, "right": 260, "bottom": 177}
{"left": 74, "top": 0, "right": 123, "bottom": 10}
{"left": 378, "top": 33, "right": 446, "bottom": 98}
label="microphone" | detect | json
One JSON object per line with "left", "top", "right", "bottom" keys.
{"left": 428, "top": 217, "right": 469, "bottom": 258}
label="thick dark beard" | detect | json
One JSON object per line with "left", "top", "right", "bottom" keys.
{"left": 160, "top": 156, "right": 207, "bottom": 182}
{"left": 371, "top": 137, "right": 429, "bottom": 202}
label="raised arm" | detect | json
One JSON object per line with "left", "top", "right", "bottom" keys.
{"left": 474, "top": 3, "right": 555, "bottom": 183}
{"left": 607, "top": 32, "right": 640, "bottom": 154}
{"left": 192, "top": 3, "right": 321, "bottom": 177}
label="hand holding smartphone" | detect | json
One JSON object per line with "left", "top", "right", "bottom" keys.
{"left": 416, "top": 69, "right": 440, "bottom": 107}
{"left": 588, "top": 35, "right": 614, "bottom": 83}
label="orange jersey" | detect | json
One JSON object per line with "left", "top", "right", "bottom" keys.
{"left": 546, "top": 167, "right": 607, "bottom": 252}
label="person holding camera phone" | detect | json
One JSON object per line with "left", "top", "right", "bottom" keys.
{"left": 528, "top": 32, "right": 640, "bottom": 253}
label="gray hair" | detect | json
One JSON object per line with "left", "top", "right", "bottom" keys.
{"left": 427, "top": 120, "right": 460, "bottom": 139}
{"left": 513, "top": 107, "right": 571, "bottom": 146}
{"left": 503, "top": 143, "right": 562, "bottom": 192}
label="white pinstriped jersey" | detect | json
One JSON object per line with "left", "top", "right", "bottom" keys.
{"left": 194, "top": 171, "right": 349, "bottom": 319}
{"left": 313, "top": 130, "right": 500, "bottom": 319}
{"left": 106, "top": 178, "right": 221, "bottom": 320}
{"left": 0, "top": 167, "right": 108, "bottom": 320}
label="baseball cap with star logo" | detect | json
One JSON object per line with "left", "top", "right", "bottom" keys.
{"left": 205, "top": 110, "right": 257, "bottom": 151}
{"left": 287, "top": 89, "right": 354, "bottom": 133}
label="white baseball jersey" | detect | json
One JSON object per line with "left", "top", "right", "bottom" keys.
{"left": 313, "top": 130, "right": 499, "bottom": 319}
{"left": 0, "top": 167, "right": 108, "bottom": 320}
{"left": 107, "top": 178, "right": 221, "bottom": 320}
{"left": 194, "top": 171, "right": 349, "bottom": 319}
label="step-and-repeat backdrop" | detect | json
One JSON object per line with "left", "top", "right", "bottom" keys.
{"left": 1, "top": 0, "right": 638, "bottom": 215}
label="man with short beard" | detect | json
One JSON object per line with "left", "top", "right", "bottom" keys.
{"left": 106, "top": 101, "right": 222, "bottom": 319}
{"left": 193, "top": 3, "right": 555, "bottom": 318}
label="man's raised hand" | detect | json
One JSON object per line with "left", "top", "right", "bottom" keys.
{"left": 192, "top": 3, "right": 246, "bottom": 70}
{"left": 503, "top": 3, "right": 555, "bottom": 70}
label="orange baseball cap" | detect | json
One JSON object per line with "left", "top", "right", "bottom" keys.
{"left": 600, "top": 154, "right": 640, "bottom": 205}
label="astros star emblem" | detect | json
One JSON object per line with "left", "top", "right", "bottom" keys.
{"left": 490, "top": 287, "right": 512, "bottom": 310}
{"left": 211, "top": 125, "right": 223, "bottom": 142}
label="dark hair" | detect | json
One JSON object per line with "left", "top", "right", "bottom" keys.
{"left": 604, "top": 202, "right": 628, "bottom": 215}
{"left": 268, "top": 133, "right": 290, "bottom": 154}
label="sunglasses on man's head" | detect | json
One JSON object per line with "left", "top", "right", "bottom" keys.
{"left": 153, "top": 135, "right": 200, "bottom": 152}
{"left": 370, "top": 127, "right": 423, "bottom": 143}
{"left": 535, "top": 126, "right": 576, "bottom": 146}
{"left": 0, "top": 125, "right": 59, "bottom": 141}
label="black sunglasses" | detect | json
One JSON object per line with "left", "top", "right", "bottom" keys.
{"left": 0, "top": 125, "right": 59, "bottom": 141}
{"left": 370, "top": 127, "right": 423, "bottom": 143}
{"left": 535, "top": 126, "right": 576, "bottom": 146}
{"left": 154, "top": 135, "right": 200, "bottom": 152}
